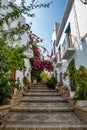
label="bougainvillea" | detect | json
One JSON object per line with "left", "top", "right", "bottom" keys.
{"left": 29, "top": 27, "right": 53, "bottom": 82}
{"left": 30, "top": 44, "right": 53, "bottom": 72}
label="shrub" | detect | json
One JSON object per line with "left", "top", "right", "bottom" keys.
{"left": 23, "top": 76, "right": 31, "bottom": 89}
{"left": 73, "top": 66, "right": 87, "bottom": 100}
{"left": 23, "top": 76, "right": 28, "bottom": 86}
{"left": 0, "top": 78, "right": 12, "bottom": 105}
{"left": 68, "top": 59, "right": 76, "bottom": 91}
{"left": 40, "top": 72, "right": 48, "bottom": 82}
{"left": 47, "top": 76, "right": 57, "bottom": 89}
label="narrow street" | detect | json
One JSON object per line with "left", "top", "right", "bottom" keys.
{"left": 0, "top": 85, "right": 87, "bottom": 130}
{"left": 0, "top": 0, "right": 87, "bottom": 129}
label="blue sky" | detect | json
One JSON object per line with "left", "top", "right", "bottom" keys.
{"left": 15, "top": 0, "right": 66, "bottom": 55}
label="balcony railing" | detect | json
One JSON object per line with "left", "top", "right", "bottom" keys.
{"left": 61, "top": 35, "right": 75, "bottom": 60}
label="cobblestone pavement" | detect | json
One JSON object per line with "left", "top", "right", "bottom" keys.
{"left": 5, "top": 112, "right": 84, "bottom": 125}
{"left": 0, "top": 85, "right": 87, "bottom": 130}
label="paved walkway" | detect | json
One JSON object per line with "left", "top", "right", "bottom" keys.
{"left": 0, "top": 85, "right": 87, "bottom": 130}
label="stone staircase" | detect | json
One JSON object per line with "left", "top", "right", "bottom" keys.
{"left": 0, "top": 85, "right": 87, "bottom": 130}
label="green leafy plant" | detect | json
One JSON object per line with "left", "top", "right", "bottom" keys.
{"left": 31, "top": 69, "right": 42, "bottom": 83}
{"left": 23, "top": 76, "right": 31, "bottom": 89}
{"left": 23, "top": 76, "right": 28, "bottom": 86}
{"left": 68, "top": 59, "right": 76, "bottom": 91}
{"left": 40, "top": 72, "right": 48, "bottom": 82}
{"left": 73, "top": 66, "right": 87, "bottom": 100}
{"left": 0, "top": 77, "right": 13, "bottom": 105}
{"left": 47, "top": 76, "right": 57, "bottom": 89}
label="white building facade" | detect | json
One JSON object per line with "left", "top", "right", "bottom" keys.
{"left": 51, "top": 0, "right": 87, "bottom": 92}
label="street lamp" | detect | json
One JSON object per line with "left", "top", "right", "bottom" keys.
{"left": 80, "top": 0, "right": 87, "bottom": 4}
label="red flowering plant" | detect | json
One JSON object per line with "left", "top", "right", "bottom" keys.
{"left": 30, "top": 44, "right": 53, "bottom": 71}
{"left": 29, "top": 31, "right": 53, "bottom": 82}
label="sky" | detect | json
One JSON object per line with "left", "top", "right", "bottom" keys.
{"left": 15, "top": 0, "right": 66, "bottom": 55}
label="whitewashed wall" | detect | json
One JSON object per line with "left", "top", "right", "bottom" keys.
{"left": 75, "top": 0, "right": 87, "bottom": 38}
{"left": 54, "top": 0, "right": 87, "bottom": 90}
{"left": 59, "top": 0, "right": 87, "bottom": 70}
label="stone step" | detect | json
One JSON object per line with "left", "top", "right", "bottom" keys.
{"left": 31, "top": 87, "right": 49, "bottom": 89}
{"left": 1, "top": 125, "right": 87, "bottom": 130}
{"left": 14, "top": 102, "right": 71, "bottom": 108}
{"left": 21, "top": 96, "right": 63, "bottom": 99}
{"left": 33, "top": 85, "right": 47, "bottom": 87}
{"left": 11, "top": 102, "right": 73, "bottom": 112}
{"left": 28, "top": 90, "right": 57, "bottom": 92}
{"left": 1, "top": 112, "right": 87, "bottom": 130}
{"left": 11, "top": 107, "right": 73, "bottom": 112}
{"left": 20, "top": 97, "right": 66, "bottom": 103}
{"left": 24, "top": 93, "right": 61, "bottom": 96}
{"left": 1, "top": 126, "right": 87, "bottom": 130}
{"left": 25, "top": 92, "right": 59, "bottom": 95}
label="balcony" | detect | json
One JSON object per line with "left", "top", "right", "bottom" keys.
{"left": 61, "top": 35, "right": 75, "bottom": 60}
